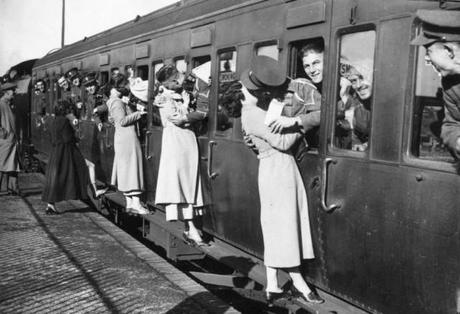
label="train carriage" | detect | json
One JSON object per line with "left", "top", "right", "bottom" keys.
{"left": 29, "top": 0, "right": 460, "bottom": 313}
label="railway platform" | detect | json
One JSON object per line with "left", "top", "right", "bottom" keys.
{"left": 0, "top": 173, "right": 238, "bottom": 314}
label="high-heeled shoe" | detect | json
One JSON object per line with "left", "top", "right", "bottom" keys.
{"left": 45, "top": 206, "right": 59, "bottom": 215}
{"left": 290, "top": 285, "right": 324, "bottom": 304}
{"left": 182, "top": 231, "right": 208, "bottom": 247}
{"left": 265, "top": 290, "right": 287, "bottom": 307}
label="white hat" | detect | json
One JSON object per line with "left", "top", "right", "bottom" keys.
{"left": 130, "top": 77, "right": 148, "bottom": 102}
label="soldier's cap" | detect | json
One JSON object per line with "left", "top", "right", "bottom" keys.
{"left": 240, "top": 56, "right": 289, "bottom": 91}
{"left": 1, "top": 82, "right": 17, "bottom": 91}
{"left": 65, "top": 67, "right": 79, "bottom": 80}
{"left": 410, "top": 9, "right": 460, "bottom": 46}
{"left": 82, "top": 72, "right": 98, "bottom": 87}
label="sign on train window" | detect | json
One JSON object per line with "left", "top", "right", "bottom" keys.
{"left": 288, "top": 37, "right": 324, "bottom": 153}
{"left": 410, "top": 45, "right": 453, "bottom": 162}
{"left": 191, "top": 55, "right": 211, "bottom": 136}
{"left": 256, "top": 44, "right": 278, "bottom": 60}
{"left": 334, "top": 30, "right": 375, "bottom": 153}
{"left": 216, "top": 49, "right": 237, "bottom": 138}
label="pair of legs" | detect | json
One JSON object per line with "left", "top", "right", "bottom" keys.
{"left": 85, "top": 159, "right": 107, "bottom": 197}
{"left": 124, "top": 191, "right": 149, "bottom": 214}
{"left": 166, "top": 204, "right": 204, "bottom": 244}
{"left": 0, "top": 171, "right": 18, "bottom": 194}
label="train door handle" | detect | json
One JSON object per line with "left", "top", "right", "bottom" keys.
{"left": 145, "top": 130, "right": 152, "bottom": 160}
{"left": 207, "top": 141, "right": 218, "bottom": 179}
{"left": 321, "top": 158, "right": 341, "bottom": 212}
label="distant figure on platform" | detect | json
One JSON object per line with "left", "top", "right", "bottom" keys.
{"left": 42, "top": 101, "right": 89, "bottom": 215}
{"left": 411, "top": 9, "right": 460, "bottom": 159}
{"left": 0, "top": 82, "right": 19, "bottom": 195}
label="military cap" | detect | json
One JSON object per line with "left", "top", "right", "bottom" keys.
{"left": 65, "top": 67, "right": 79, "bottom": 80}
{"left": 240, "top": 56, "right": 288, "bottom": 90}
{"left": 1, "top": 82, "right": 17, "bottom": 91}
{"left": 411, "top": 9, "right": 460, "bottom": 46}
{"left": 82, "top": 72, "right": 98, "bottom": 87}
{"left": 156, "top": 64, "right": 178, "bottom": 83}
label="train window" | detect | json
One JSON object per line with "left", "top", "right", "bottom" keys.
{"left": 288, "top": 38, "right": 324, "bottom": 153}
{"left": 334, "top": 30, "right": 375, "bottom": 153}
{"left": 136, "top": 65, "right": 149, "bottom": 81}
{"left": 100, "top": 71, "right": 109, "bottom": 86}
{"left": 410, "top": 45, "right": 453, "bottom": 162}
{"left": 191, "top": 55, "right": 211, "bottom": 136}
{"left": 175, "top": 58, "right": 187, "bottom": 74}
{"left": 216, "top": 49, "right": 237, "bottom": 138}
{"left": 256, "top": 44, "right": 278, "bottom": 60}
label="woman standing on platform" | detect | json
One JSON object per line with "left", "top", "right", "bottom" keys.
{"left": 42, "top": 101, "right": 88, "bottom": 214}
{"left": 221, "top": 56, "right": 324, "bottom": 305}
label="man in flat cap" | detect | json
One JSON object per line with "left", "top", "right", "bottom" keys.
{"left": 411, "top": 9, "right": 460, "bottom": 159}
{"left": 66, "top": 68, "right": 84, "bottom": 119}
{"left": 0, "top": 82, "right": 19, "bottom": 194}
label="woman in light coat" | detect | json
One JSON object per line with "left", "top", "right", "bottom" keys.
{"left": 107, "top": 86, "right": 148, "bottom": 214}
{"left": 221, "top": 56, "right": 324, "bottom": 305}
{"left": 0, "top": 83, "right": 19, "bottom": 194}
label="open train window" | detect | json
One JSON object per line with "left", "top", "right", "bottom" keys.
{"left": 100, "top": 71, "right": 109, "bottom": 86}
{"left": 334, "top": 30, "right": 375, "bottom": 154}
{"left": 191, "top": 55, "right": 211, "bottom": 137}
{"left": 288, "top": 37, "right": 324, "bottom": 153}
{"left": 216, "top": 49, "right": 237, "bottom": 138}
{"left": 136, "top": 65, "right": 149, "bottom": 81}
{"left": 410, "top": 45, "right": 453, "bottom": 162}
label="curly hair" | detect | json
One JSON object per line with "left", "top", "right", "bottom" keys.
{"left": 220, "top": 81, "right": 245, "bottom": 118}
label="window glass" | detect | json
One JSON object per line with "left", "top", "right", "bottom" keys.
{"left": 288, "top": 38, "right": 324, "bottom": 153}
{"left": 191, "top": 56, "right": 211, "bottom": 136}
{"left": 136, "top": 65, "right": 149, "bottom": 81}
{"left": 216, "top": 50, "right": 237, "bottom": 138}
{"left": 411, "top": 45, "right": 453, "bottom": 162}
{"left": 335, "top": 30, "right": 375, "bottom": 152}
{"left": 100, "top": 71, "right": 109, "bottom": 86}
{"left": 256, "top": 44, "right": 279, "bottom": 60}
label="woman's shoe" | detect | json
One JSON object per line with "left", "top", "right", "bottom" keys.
{"left": 290, "top": 286, "right": 325, "bottom": 304}
{"left": 45, "top": 206, "right": 59, "bottom": 215}
{"left": 182, "top": 231, "right": 208, "bottom": 247}
{"left": 265, "top": 290, "right": 287, "bottom": 307}
{"left": 129, "top": 205, "right": 150, "bottom": 215}
{"left": 95, "top": 187, "right": 108, "bottom": 198}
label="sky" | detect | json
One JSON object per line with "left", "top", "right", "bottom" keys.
{"left": 0, "top": 0, "right": 178, "bottom": 75}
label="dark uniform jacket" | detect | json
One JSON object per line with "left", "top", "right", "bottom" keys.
{"left": 441, "top": 75, "right": 460, "bottom": 159}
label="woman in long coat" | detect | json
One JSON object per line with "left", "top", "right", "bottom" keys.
{"left": 106, "top": 86, "right": 148, "bottom": 214}
{"left": 42, "top": 101, "right": 88, "bottom": 214}
{"left": 0, "top": 83, "right": 19, "bottom": 194}
{"left": 221, "top": 61, "right": 324, "bottom": 304}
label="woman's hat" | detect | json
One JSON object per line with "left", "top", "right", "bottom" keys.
{"left": 156, "top": 64, "right": 178, "bottom": 83}
{"left": 130, "top": 78, "right": 148, "bottom": 102}
{"left": 240, "top": 56, "right": 288, "bottom": 90}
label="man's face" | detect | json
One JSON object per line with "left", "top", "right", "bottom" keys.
{"left": 425, "top": 42, "right": 459, "bottom": 77}
{"left": 349, "top": 74, "right": 372, "bottom": 100}
{"left": 302, "top": 51, "right": 324, "bottom": 84}
{"left": 72, "top": 78, "right": 80, "bottom": 86}
{"left": 5, "top": 89, "right": 15, "bottom": 100}
{"left": 86, "top": 85, "right": 96, "bottom": 95}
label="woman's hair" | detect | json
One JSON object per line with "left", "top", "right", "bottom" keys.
{"left": 301, "top": 39, "right": 324, "bottom": 58}
{"left": 220, "top": 81, "right": 245, "bottom": 118}
{"left": 54, "top": 100, "right": 74, "bottom": 116}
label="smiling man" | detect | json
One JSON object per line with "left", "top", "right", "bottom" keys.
{"left": 411, "top": 9, "right": 460, "bottom": 159}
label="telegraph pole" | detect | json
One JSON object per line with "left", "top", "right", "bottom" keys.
{"left": 61, "top": 0, "right": 65, "bottom": 47}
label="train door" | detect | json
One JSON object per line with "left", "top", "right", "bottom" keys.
{"left": 203, "top": 44, "right": 263, "bottom": 255}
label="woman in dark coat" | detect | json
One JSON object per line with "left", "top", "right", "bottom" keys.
{"left": 42, "top": 101, "right": 88, "bottom": 214}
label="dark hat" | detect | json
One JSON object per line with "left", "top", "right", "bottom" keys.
{"left": 156, "top": 64, "right": 178, "bottom": 83}
{"left": 65, "top": 67, "right": 79, "bottom": 80}
{"left": 411, "top": 9, "right": 460, "bottom": 46}
{"left": 1, "top": 82, "right": 17, "bottom": 91}
{"left": 240, "top": 56, "right": 288, "bottom": 90}
{"left": 82, "top": 72, "right": 98, "bottom": 87}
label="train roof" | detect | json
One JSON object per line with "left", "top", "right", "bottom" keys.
{"left": 34, "top": 0, "right": 255, "bottom": 68}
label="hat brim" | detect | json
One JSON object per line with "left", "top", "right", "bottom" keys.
{"left": 410, "top": 33, "right": 438, "bottom": 46}
{"left": 240, "top": 69, "right": 260, "bottom": 90}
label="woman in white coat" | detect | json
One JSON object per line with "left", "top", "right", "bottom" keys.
{"left": 221, "top": 56, "right": 324, "bottom": 305}
{"left": 107, "top": 85, "right": 148, "bottom": 214}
